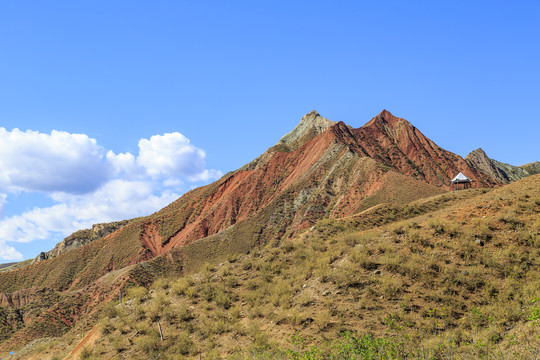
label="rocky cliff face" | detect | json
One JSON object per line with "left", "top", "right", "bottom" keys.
{"left": 465, "top": 148, "right": 530, "bottom": 183}
{"left": 35, "top": 220, "right": 131, "bottom": 262}
{"left": 276, "top": 110, "right": 337, "bottom": 150}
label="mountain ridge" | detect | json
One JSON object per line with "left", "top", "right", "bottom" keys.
{"left": 0, "top": 109, "right": 537, "bottom": 352}
{"left": 465, "top": 147, "right": 535, "bottom": 183}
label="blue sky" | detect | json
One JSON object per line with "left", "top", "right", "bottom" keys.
{"left": 0, "top": 1, "right": 538, "bottom": 261}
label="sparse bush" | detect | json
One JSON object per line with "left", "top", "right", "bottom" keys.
{"left": 381, "top": 277, "right": 403, "bottom": 298}
{"left": 351, "top": 246, "right": 377, "bottom": 270}
{"left": 152, "top": 277, "right": 170, "bottom": 290}
{"left": 127, "top": 286, "right": 148, "bottom": 304}
{"left": 79, "top": 346, "right": 92, "bottom": 360}
{"left": 101, "top": 301, "right": 119, "bottom": 319}
{"left": 100, "top": 320, "right": 115, "bottom": 335}
{"left": 499, "top": 213, "right": 525, "bottom": 230}
{"left": 172, "top": 277, "right": 193, "bottom": 296}
{"left": 215, "top": 289, "right": 232, "bottom": 309}
{"left": 170, "top": 332, "right": 194, "bottom": 355}
{"left": 429, "top": 219, "right": 445, "bottom": 235}
{"left": 135, "top": 333, "right": 162, "bottom": 355}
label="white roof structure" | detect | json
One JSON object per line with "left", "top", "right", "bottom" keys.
{"left": 451, "top": 172, "right": 471, "bottom": 183}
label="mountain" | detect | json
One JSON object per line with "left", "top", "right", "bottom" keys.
{"left": 465, "top": 148, "right": 531, "bottom": 183}
{"left": 34, "top": 220, "right": 132, "bottom": 262}
{"left": 347, "top": 110, "right": 498, "bottom": 188}
{"left": 0, "top": 110, "right": 529, "bottom": 353}
{"left": 0, "top": 262, "right": 17, "bottom": 270}
{"left": 520, "top": 161, "right": 540, "bottom": 175}
{"left": 14, "top": 174, "right": 540, "bottom": 359}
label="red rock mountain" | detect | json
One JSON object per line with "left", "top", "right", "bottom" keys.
{"left": 137, "top": 109, "right": 496, "bottom": 258}
{"left": 0, "top": 110, "right": 502, "bottom": 349}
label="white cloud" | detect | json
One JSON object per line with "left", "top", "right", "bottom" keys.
{"left": 0, "top": 193, "right": 6, "bottom": 217}
{"left": 0, "top": 242, "right": 22, "bottom": 261}
{"left": 0, "top": 128, "right": 110, "bottom": 194}
{"left": 0, "top": 180, "right": 179, "bottom": 250}
{"left": 0, "top": 128, "right": 222, "bottom": 261}
{"left": 106, "top": 151, "right": 139, "bottom": 178}
{"left": 137, "top": 133, "right": 208, "bottom": 179}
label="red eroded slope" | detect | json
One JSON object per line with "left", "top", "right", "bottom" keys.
{"left": 139, "top": 113, "right": 473, "bottom": 256}
{"left": 352, "top": 110, "right": 498, "bottom": 188}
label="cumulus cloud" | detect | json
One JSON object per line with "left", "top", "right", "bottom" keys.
{"left": 0, "top": 180, "right": 179, "bottom": 244}
{"left": 137, "top": 133, "right": 207, "bottom": 179}
{"left": 0, "top": 242, "right": 22, "bottom": 261}
{"left": 0, "top": 193, "right": 6, "bottom": 216}
{"left": 0, "top": 128, "right": 222, "bottom": 260}
{"left": 0, "top": 128, "right": 110, "bottom": 194}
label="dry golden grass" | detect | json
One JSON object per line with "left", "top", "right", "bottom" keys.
{"left": 5, "top": 175, "right": 540, "bottom": 359}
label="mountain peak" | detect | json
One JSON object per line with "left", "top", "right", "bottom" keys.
{"left": 276, "top": 110, "right": 336, "bottom": 150}
{"left": 379, "top": 109, "right": 407, "bottom": 124}
{"left": 466, "top": 148, "right": 531, "bottom": 183}
{"left": 466, "top": 148, "right": 487, "bottom": 158}
{"left": 363, "top": 109, "right": 409, "bottom": 130}
{"left": 303, "top": 110, "right": 321, "bottom": 119}
{"left": 240, "top": 111, "right": 336, "bottom": 171}
{"left": 378, "top": 109, "right": 393, "bottom": 118}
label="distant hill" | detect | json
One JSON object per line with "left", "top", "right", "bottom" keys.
{"left": 521, "top": 161, "right": 540, "bottom": 175}
{"left": 0, "top": 262, "right": 18, "bottom": 270}
{"left": 465, "top": 148, "right": 531, "bottom": 183}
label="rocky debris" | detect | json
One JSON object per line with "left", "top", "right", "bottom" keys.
{"left": 466, "top": 148, "right": 531, "bottom": 183}
{"left": 34, "top": 220, "right": 131, "bottom": 262}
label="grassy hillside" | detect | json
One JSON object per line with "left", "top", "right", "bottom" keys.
{"left": 9, "top": 174, "right": 539, "bottom": 359}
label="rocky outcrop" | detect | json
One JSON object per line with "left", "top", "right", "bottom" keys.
{"left": 241, "top": 111, "right": 336, "bottom": 171}
{"left": 35, "top": 220, "right": 131, "bottom": 262}
{"left": 466, "top": 148, "right": 531, "bottom": 183}
{"left": 0, "top": 288, "right": 54, "bottom": 308}
{"left": 276, "top": 110, "right": 337, "bottom": 151}
{"left": 521, "top": 161, "right": 540, "bottom": 175}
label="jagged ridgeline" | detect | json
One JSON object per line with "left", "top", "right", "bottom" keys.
{"left": 0, "top": 110, "right": 538, "bottom": 358}
{"left": 465, "top": 148, "right": 537, "bottom": 183}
